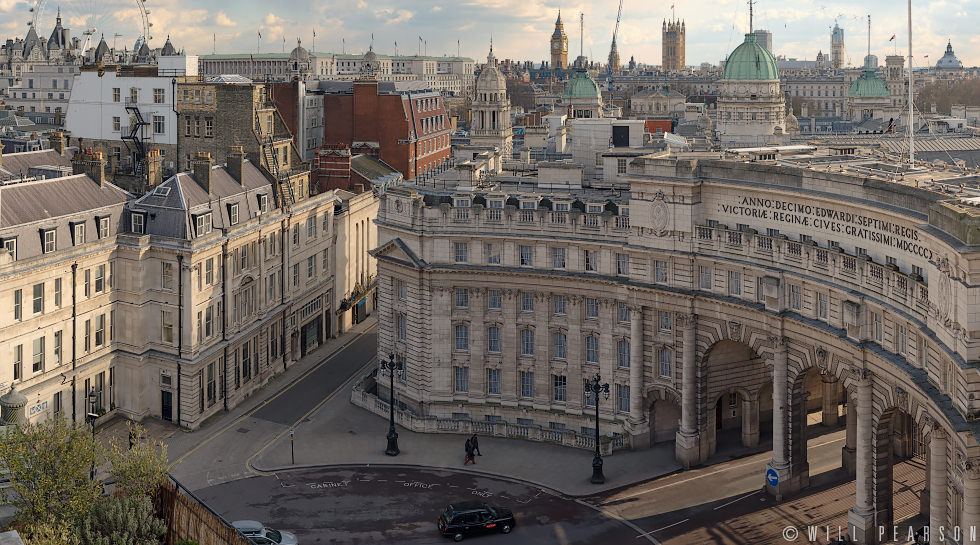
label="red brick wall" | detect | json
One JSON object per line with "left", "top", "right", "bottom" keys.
{"left": 270, "top": 82, "right": 300, "bottom": 147}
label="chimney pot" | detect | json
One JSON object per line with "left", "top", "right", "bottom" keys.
{"left": 227, "top": 146, "right": 246, "bottom": 184}
{"left": 192, "top": 152, "right": 214, "bottom": 193}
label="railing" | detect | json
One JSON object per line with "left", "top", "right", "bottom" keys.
{"left": 868, "top": 263, "right": 884, "bottom": 284}
{"left": 786, "top": 241, "right": 802, "bottom": 258}
{"left": 453, "top": 208, "right": 470, "bottom": 221}
{"left": 351, "top": 377, "right": 628, "bottom": 455}
{"left": 756, "top": 236, "right": 773, "bottom": 252}
{"left": 519, "top": 210, "right": 536, "bottom": 224}
{"left": 583, "top": 214, "right": 600, "bottom": 228}
{"left": 696, "top": 226, "right": 713, "bottom": 240}
{"left": 551, "top": 212, "right": 567, "bottom": 225}
{"left": 615, "top": 216, "right": 630, "bottom": 230}
{"left": 815, "top": 249, "right": 829, "bottom": 266}
{"left": 486, "top": 208, "right": 502, "bottom": 222}
{"left": 842, "top": 256, "right": 857, "bottom": 273}
{"left": 726, "top": 231, "right": 742, "bottom": 245}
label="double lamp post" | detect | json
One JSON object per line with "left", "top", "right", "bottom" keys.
{"left": 381, "top": 353, "right": 402, "bottom": 456}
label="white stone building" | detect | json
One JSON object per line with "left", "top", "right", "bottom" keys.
{"left": 468, "top": 47, "right": 513, "bottom": 156}
{"left": 715, "top": 33, "right": 787, "bottom": 146}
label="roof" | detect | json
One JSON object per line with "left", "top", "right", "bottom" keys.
{"left": 562, "top": 69, "right": 600, "bottom": 99}
{"left": 0, "top": 149, "right": 72, "bottom": 180}
{"left": 350, "top": 154, "right": 403, "bottom": 185}
{"left": 0, "top": 174, "right": 129, "bottom": 228}
{"left": 722, "top": 33, "right": 779, "bottom": 81}
{"left": 848, "top": 68, "right": 890, "bottom": 99}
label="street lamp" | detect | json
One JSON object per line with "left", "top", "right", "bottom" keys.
{"left": 87, "top": 388, "right": 99, "bottom": 481}
{"left": 381, "top": 353, "right": 402, "bottom": 456}
{"left": 585, "top": 372, "right": 610, "bottom": 484}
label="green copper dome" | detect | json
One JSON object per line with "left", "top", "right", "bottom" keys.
{"left": 848, "top": 68, "right": 890, "bottom": 98}
{"left": 563, "top": 69, "right": 600, "bottom": 99}
{"left": 722, "top": 33, "right": 779, "bottom": 81}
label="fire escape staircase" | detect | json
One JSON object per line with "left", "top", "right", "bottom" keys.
{"left": 122, "top": 105, "right": 149, "bottom": 175}
{"left": 264, "top": 136, "right": 296, "bottom": 210}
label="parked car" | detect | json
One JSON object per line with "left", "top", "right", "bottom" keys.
{"left": 437, "top": 501, "right": 515, "bottom": 541}
{"left": 232, "top": 520, "right": 298, "bottom": 545}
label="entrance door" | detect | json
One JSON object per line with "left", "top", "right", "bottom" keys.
{"left": 161, "top": 390, "right": 173, "bottom": 422}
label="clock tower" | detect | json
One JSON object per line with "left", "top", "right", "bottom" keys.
{"left": 551, "top": 11, "right": 568, "bottom": 70}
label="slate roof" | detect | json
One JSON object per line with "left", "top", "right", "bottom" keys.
{"left": 0, "top": 149, "right": 72, "bottom": 180}
{"left": 351, "top": 154, "right": 402, "bottom": 186}
{"left": 0, "top": 174, "right": 128, "bottom": 228}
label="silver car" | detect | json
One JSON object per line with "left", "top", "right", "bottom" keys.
{"left": 232, "top": 520, "right": 298, "bottom": 545}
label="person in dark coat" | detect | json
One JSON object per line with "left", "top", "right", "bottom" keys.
{"left": 464, "top": 438, "right": 476, "bottom": 465}
{"left": 471, "top": 434, "right": 481, "bottom": 456}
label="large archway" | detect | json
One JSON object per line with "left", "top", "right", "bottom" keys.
{"left": 872, "top": 407, "right": 928, "bottom": 533}
{"left": 787, "top": 366, "right": 848, "bottom": 487}
{"left": 702, "top": 340, "right": 769, "bottom": 459}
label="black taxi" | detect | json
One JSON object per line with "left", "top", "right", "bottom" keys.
{"left": 437, "top": 501, "right": 515, "bottom": 541}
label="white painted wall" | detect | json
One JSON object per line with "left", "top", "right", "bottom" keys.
{"left": 65, "top": 71, "right": 177, "bottom": 146}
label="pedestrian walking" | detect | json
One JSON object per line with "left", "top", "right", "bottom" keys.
{"left": 471, "top": 434, "right": 481, "bottom": 456}
{"left": 464, "top": 438, "right": 476, "bottom": 465}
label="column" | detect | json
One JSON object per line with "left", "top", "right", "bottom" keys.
{"left": 965, "top": 460, "right": 980, "bottom": 545}
{"left": 847, "top": 371, "right": 875, "bottom": 543}
{"left": 770, "top": 337, "right": 789, "bottom": 468}
{"left": 821, "top": 372, "right": 839, "bottom": 427}
{"left": 842, "top": 394, "right": 857, "bottom": 476}
{"left": 741, "top": 397, "right": 760, "bottom": 448}
{"left": 929, "top": 425, "right": 947, "bottom": 537}
{"left": 629, "top": 305, "right": 644, "bottom": 421}
{"left": 501, "top": 289, "right": 518, "bottom": 405}
{"left": 675, "top": 313, "right": 701, "bottom": 467}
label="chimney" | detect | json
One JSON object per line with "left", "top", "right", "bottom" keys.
{"left": 48, "top": 130, "right": 65, "bottom": 155}
{"left": 145, "top": 148, "right": 162, "bottom": 187}
{"left": 71, "top": 147, "right": 106, "bottom": 186}
{"left": 313, "top": 144, "right": 351, "bottom": 192}
{"left": 192, "top": 151, "right": 214, "bottom": 193}
{"left": 226, "top": 146, "right": 246, "bottom": 184}
{"left": 0, "top": 141, "right": 4, "bottom": 168}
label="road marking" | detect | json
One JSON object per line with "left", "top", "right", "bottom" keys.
{"left": 616, "top": 457, "right": 765, "bottom": 499}
{"left": 635, "top": 518, "right": 688, "bottom": 538}
{"left": 575, "top": 499, "right": 660, "bottom": 544}
{"left": 811, "top": 436, "right": 844, "bottom": 448}
{"left": 713, "top": 489, "right": 761, "bottom": 510}
{"left": 171, "top": 325, "right": 376, "bottom": 468}
{"left": 246, "top": 354, "right": 377, "bottom": 476}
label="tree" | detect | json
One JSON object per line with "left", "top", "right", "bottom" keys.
{"left": 0, "top": 417, "right": 101, "bottom": 529}
{"left": 76, "top": 496, "right": 166, "bottom": 545}
{"left": 105, "top": 423, "right": 169, "bottom": 498}
{"left": 22, "top": 519, "right": 80, "bottom": 545}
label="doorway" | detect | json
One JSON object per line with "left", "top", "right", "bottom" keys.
{"left": 161, "top": 390, "right": 173, "bottom": 422}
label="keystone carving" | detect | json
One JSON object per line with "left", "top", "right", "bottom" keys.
{"left": 727, "top": 321, "right": 742, "bottom": 342}
{"left": 815, "top": 346, "right": 829, "bottom": 369}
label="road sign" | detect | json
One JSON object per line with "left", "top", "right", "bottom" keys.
{"left": 766, "top": 468, "right": 779, "bottom": 487}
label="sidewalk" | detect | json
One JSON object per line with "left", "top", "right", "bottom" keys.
{"left": 251, "top": 375, "right": 684, "bottom": 497}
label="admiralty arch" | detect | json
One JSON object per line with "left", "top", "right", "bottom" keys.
{"left": 370, "top": 148, "right": 980, "bottom": 542}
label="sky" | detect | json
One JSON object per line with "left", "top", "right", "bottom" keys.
{"left": 2, "top": 0, "right": 975, "bottom": 68}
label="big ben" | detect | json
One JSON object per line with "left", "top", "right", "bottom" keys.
{"left": 551, "top": 11, "right": 568, "bottom": 70}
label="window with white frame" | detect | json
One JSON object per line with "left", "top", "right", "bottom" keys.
{"left": 454, "top": 366, "right": 468, "bottom": 393}
{"left": 455, "top": 288, "right": 469, "bottom": 308}
{"left": 790, "top": 284, "right": 802, "bottom": 310}
{"left": 3, "top": 238, "right": 16, "bottom": 261}
{"left": 553, "top": 331, "right": 567, "bottom": 359}
{"left": 454, "top": 242, "right": 468, "bottom": 263}
{"left": 487, "top": 289, "right": 502, "bottom": 309}
{"left": 552, "top": 247, "right": 566, "bottom": 269}
{"left": 161, "top": 262, "right": 174, "bottom": 290}
{"left": 617, "top": 340, "right": 630, "bottom": 367}
{"left": 520, "top": 292, "right": 534, "bottom": 312}
{"left": 872, "top": 312, "right": 882, "bottom": 342}
{"left": 520, "top": 329, "right": 535, "bottom": 356}
{"left": 728, "top": 270, "right": 741, "bottom": 295}
{"left": 519, "top": 245, "right": 534, "bottom": 267}
{"left": 659, "top": 348, "right": 672, "bottom": 377}
{"left": 454, "top": 324, "right": 469, "bottom": 350}
{"left": 98, "top": 217, "right": 110, "bottom": 239}
{"left": 586, "top": 336, "right": 599, "bottom": 363}
{"left": 42, "top": 229, "right": 56, "bottom": 253}
{"left": 699, "top": 266, "right": 712, "bottom": 289}
{"left": 161, "top": 310, "right": 174, "bottom": 343}
{"left": 195, "top": 213, "right": 212, "bottom": 236}
{"left": 487, "top": 326, "right": 501, "bottom": 352}
{"left": 229, "top": 203, "right": 239, "bottom": 225}
{"left": 553, "top": 295, "right": 566, "bottom": 315}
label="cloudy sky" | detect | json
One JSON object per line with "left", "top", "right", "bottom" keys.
{"left": 3, "top": 0, "right": 974, "bottom": 67}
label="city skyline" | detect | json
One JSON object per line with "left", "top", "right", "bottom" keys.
{"left": 0, "top": 0, "right": 973, "bottom": 68}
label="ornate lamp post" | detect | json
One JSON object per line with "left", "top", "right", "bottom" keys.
{"left": 381, "top": 353, "right": 402, "bottom": 456}
{"left": 87, "top": 388, "right": 99, "bottom": 480}
{"left": 585, "top": 372, "right": 610, "bottom": 484}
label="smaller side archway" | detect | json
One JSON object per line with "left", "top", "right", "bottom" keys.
{"left": 647, "top": 387, "right": 682, "bottom": 445}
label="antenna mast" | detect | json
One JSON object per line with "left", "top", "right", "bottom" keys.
{"left": 580, "top": 12, "right": 584, "bottom": 60}
{"left": 867, "top": 14, "right": 871, "bottom": 63}
{"left": 749, "top": 0, "right": 754, "bottom": 33}
{"left": 907, "top": 0, "right": 915, "bottom": 165}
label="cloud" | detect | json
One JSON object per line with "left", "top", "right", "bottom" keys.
{"left": 264, "top": 13, "right": 285, "bottom": 26}
{"left": 214, "top": 11, "right": 236, "bottom": 27}
{"left": 432, "top": 6, "right": 443, "bottom": 11}
{"left": 374, "top": 8, "right": 414, "bottom": 25}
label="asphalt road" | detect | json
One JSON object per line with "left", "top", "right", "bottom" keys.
{"left": 196, "top": 466, "right": 639, "bottom": 545}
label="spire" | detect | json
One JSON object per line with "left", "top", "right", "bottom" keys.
{"left": 557, "top": 9, "right": 562, "bottom": 25}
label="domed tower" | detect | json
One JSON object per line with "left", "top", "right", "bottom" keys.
{"left": 561, "top": 68, "right": 603, "bottom": 119}
{"left": 551, "top": 11, "right": 568, "bottom": 70}
{"left": 470, "top": 45, "right": 513, "bottom": 154}
{"left": 847, "top": 65, "right": 890, "bottom": 122}
{"left": 288, "top": 38, "right": 313, "bottom": 82}
{"left": 359, "top": 46, "right": 381, "bottom": 80}
{"left": 715, "top": 32, "right": 785, "bottom": 145}
{"left": 936, "top": 41, "right": 964, "bottom": 71}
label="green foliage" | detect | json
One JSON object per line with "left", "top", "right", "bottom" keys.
{"left": 176, "top": 541, "right": 199, "bottom": 545}
{"left": 77, "top": 495, "right": 166, "bottom": 545}
{"left": 22, "top": 518, "right": 80, "bottom": 545}
{"left": 0, "top": 416, "right": 101, "bottom": 529}
{"left": 915, "top": 79, "right": 980, "bottom": 115}
{"left": 105, "top": 423, "right": 169, "bottom": 498}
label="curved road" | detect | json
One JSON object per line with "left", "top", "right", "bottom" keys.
{"left": 196, "top": 465, "right": 638, "bottom": 545}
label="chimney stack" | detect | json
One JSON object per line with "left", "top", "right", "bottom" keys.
{"left": 192, "top": 152, "right": 213, "bottom": 193}
{"left": 0, "top": 141, "right": 4, "bottom": 168}
{"left": 71, "top": 147, "right": 106, "bottom": 186}
{"left": 48, "top": 131, "right": 65, "bottom": 155}
{"left": 227, "top": 146, "right": 246, "bottom": 184}
{"left": 145, "top": 148, "right": 162, "bottom": 187}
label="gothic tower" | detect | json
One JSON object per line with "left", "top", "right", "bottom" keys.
{"left": 831, "top": 23, "right": 845, "bottom": 69}
{"left": 662, "top": 19, "right": 685, "bottom": 72}
{"left": 551, "top": 11, "right": 569, "bottom": 70}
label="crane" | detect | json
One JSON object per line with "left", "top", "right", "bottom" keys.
{"left": 607, "top": 0, "right": 623, "bottom": 75}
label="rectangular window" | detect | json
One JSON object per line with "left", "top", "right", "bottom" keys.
{"left": 586, "top": 297, "right": 599, "bottom": 319}
{"left": 54, "top": 330, "right": 62, "bottom": 364}
{"left": 660, "top": 311, "right": 672, "bottom": 331}
{"left": 84, "top": 269, "right": 91, "bottom": 297}
{"left": 699, "top": 266, "right": 712, "bottom": 289}
{"left": 520, "top": 329, "right": 535, "bottom": 356}
{"left": 292, "top": 224, "right": 299, "bottom": 245}
{"left": 553, "top": 295, "right": 567, "bottom": 315}
{"left": 205, "top": 118, "right": 214, "bottom": 137}
{"left": 454, "top": 242, "right": 468, "bottom": 263}
{"left": 586, "top": 336, "right": 599, "bottom": 363}
{"left": 32, "top": 283, "right": 43, "bottom": 314}
{"left": 32, "top": 337, "right": 44, "bottom": 373}
{"left": 260, "top": 194, "right": 269, "bottom": 213}
{"left": 229, "top": 203, "right": 239, "bottom": 225}
{"left": 14, "top": 289, "right": 22, "bottom": 320}
{"left": 487, "top": 326, "right": 501, "bottom": 352}
{"left": 307, "top": 255, "right": 315, "bottom": 278}
{"left": 486, "top": 243, "right": 501, "bottom": 265}
{"left": 112, "top": 116, "right": 121, "bottom": 131}
{"left": 728, "top": 270, "right": 742, "bottom": 295}
{"left": 488, "top": 290, "right": 502, "bottom": 309}
{"left": 161, "top": 311, "right": 174, "bottom": 344}
{"left": 897, "top": 325, "right": 907, "bottom": 355}
{"left": 3, "top": 238, "right": 16, "bottom": 261}
{"left": 617, "top": 384, "right": 630, "bottom": 412}
{"left": 617, "top": 158, "right": 628, "bottom": 174}
{"left": 618, "top": 340, "right": 631, "bottom": 367}
{"left": 655, "top": 260, "right": 668, "bottom": 282}
{"left": 553, "top": 332, "right": 567, "bottom": 359}
{"left": 99, "top": 217, "right": 110, "bottom": 239}
{"left": 616, "top": 253, "right": 630, "bottom": 275}
{"left": 207, "top": 362, "right": 216, "bottom": 405}
{"left": 95, "top": 314, "right": 105, "bottom": 347}
{"left": 454, "top": 324, "right": 469, "bottom": 350}
{"left": 659, "top": 348, "right": 673, "bottom": 378}
{"left": 519, "top": 245, "right": 534, "bottom": 267}
{"left": 112, "top": 88, "right": 120, "bottom": 102}
{"left": 292, "top": 264, "right": 299, "bottom": 286}
{"left": 131, "top": 213, "right": 145, "bottom": 234}
{"left": 454, "top": 366, "right": 469, "bottom": 393}
{"left": 95, "top": 265, "right": 105, "bottom": 293}
{"left": 205, "top": 258, "right": 214, "bottom": 285}
{"left": 584, "top": 249, "right": 598, "bottom": 272}
{"left": 487, "top": 368, "right": 501, "bottom": 395}
{"left": 306, "top": 216, "right": 315, "bottom": 238}
{"left": 195, "top": 213, "right": 212, "bottom": 236}
{"left": 153, "top": 115, "right": 165, "bottom": 134}
{"left": 790, "top": 285, "right": 802, "bottom": 310}
{"left": 43, "top": 229, "right": 56, "bottom": 253}
{"left": 153, "top": 88, "right": 165, "bottom": 103}
{"left": 397, "top": 280, "right": 407, "bottom": 301}
{"left": 872, "top": 312, "right": 883, "bottom": 342}
{"left": 397, "top": 314, "right": 407, "bottom": 340}
{"left": 455, "top": 288, "right": 469, "bottom": 308}
{"left": 162, "top": 262, "right": 174, "bottom": 290}
{"left": 817, "top": 292, "right": 828, "bottom": 319}
{"left": 553, "top": 375, "right": 567, "bottom": 402}
{"left": 205, "top": 306, "right": 213, "bottom": 338}
{"left": 552, "top": 247, "right": 566, "bottom": 269}
{"left": 520, "top": 371, "right": 534, "bottom": 398}
{"left": 84, "top": 319, "right": 90, "bottom": 352}
{"left": 13, "top": 345, "right": 21, "bottom": 381}
{"left": 618, "top": 303, "right": 631, "bottom": 323}
{"left": 520, "top": 292, "right": 534, "bottom": 312}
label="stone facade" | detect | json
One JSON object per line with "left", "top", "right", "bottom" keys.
{"left": 374, "top": 151, "right": 980, "bottom": 542}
